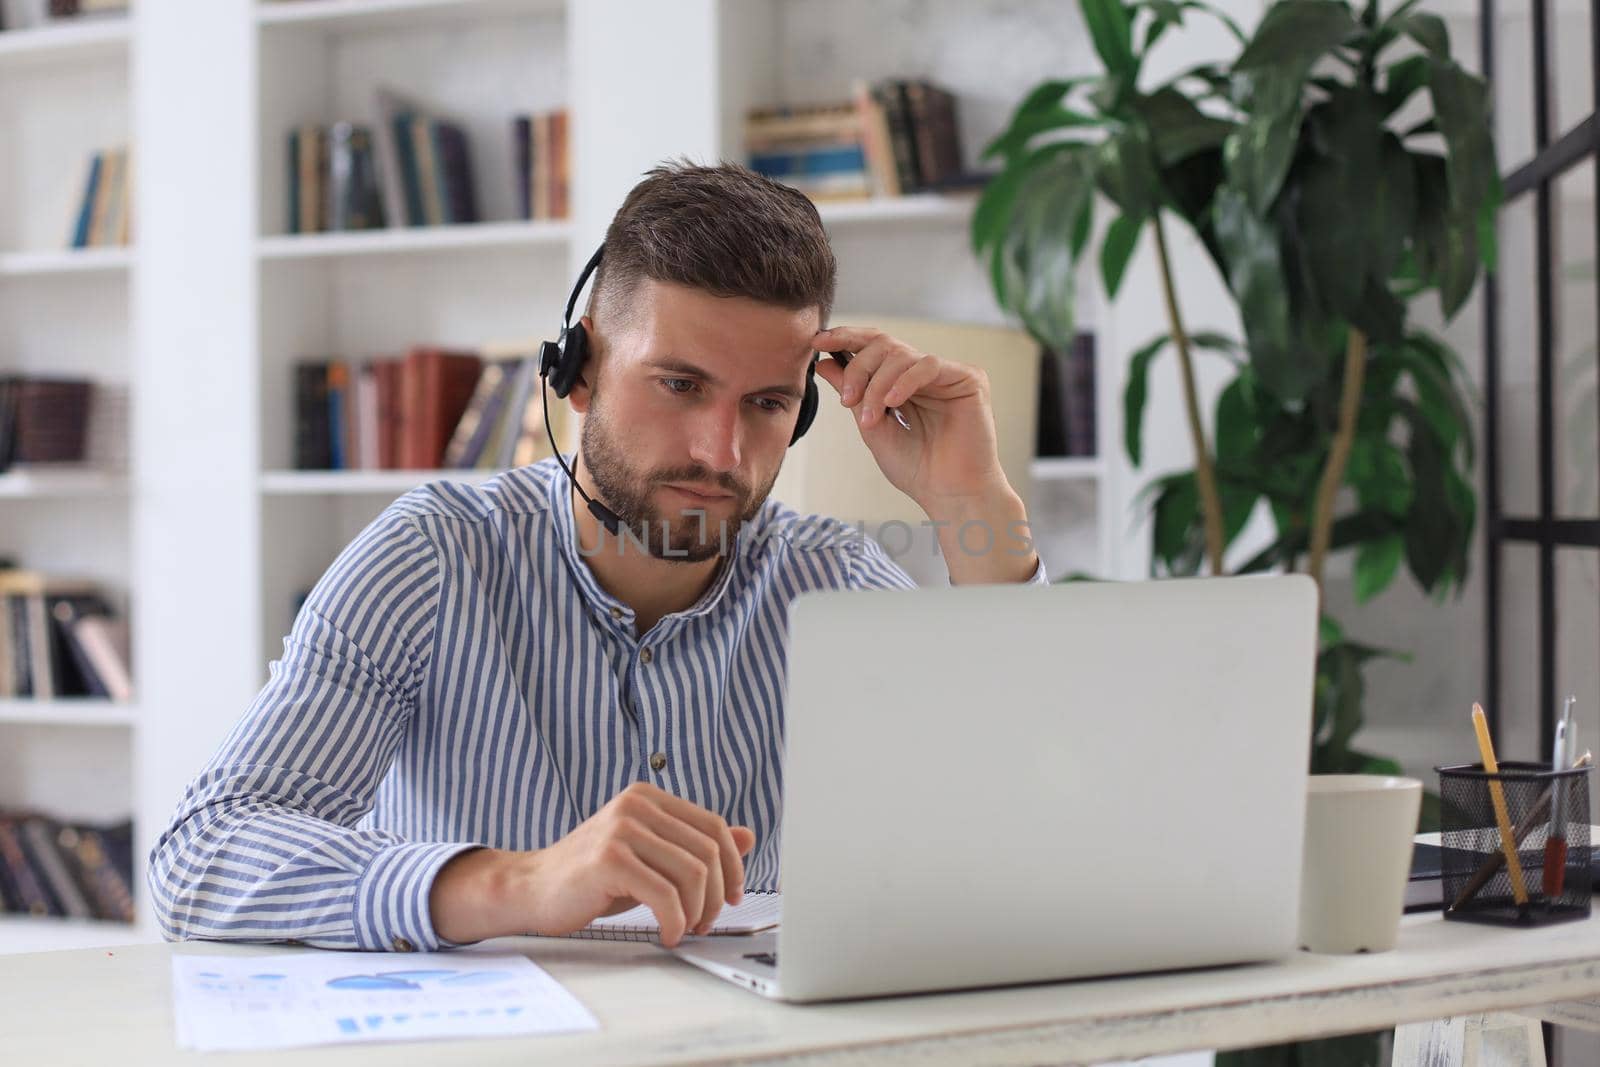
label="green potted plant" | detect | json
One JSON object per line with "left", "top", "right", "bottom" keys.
{"left": 973, "top": 1, "right": 1497, "bottom": 1063}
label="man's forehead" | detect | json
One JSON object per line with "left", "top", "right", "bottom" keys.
{"left": 632, "top": 282, "right": 819, "bottom": 379}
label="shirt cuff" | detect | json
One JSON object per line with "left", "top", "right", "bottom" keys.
{"left": 1023, "top": 555, "right": 1049, "bottom": 585}
{"left": 353, "top": 840, "right": 483, "bottom": 953}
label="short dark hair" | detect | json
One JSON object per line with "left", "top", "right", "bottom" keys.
{"left": 590, "top": 159, "right": 837, "bottom": 330}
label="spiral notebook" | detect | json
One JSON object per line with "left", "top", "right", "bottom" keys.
{"left": 555, "top": 892, "right": 782, "bottom": 942}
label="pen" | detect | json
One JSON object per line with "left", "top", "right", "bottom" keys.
{"left": 826, "top": 351, "right": 912, "bottom": 431}
{"left": 1544, "top": 695, "right": 1577, "bottom": 897}
{"left": 1471, "top": 702, "right": 1530, "bottom": 906}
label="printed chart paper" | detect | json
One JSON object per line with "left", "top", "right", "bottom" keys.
{"left": 171, "top": 949, "right": 598, "bottom": 1051}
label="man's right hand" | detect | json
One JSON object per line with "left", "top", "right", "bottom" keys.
{"left": 429, "top": 782, "right": 756, "bottom": 947}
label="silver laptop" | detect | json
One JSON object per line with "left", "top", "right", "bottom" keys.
{"left": 673, "top": 574, "right": 1319, "bottom": 1002}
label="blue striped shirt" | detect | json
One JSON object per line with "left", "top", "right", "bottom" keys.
{"left": 147, "top": 456, "right": 1046, "bottom": 952}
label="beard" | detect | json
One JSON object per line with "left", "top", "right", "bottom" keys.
{"left": 578, "top": 393, "right": 777, "bottom": 563}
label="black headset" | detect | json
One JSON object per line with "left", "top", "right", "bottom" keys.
{"left": 538, "top": 244, "right": 821, "bottom": 535}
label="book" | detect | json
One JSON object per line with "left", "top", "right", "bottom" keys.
{"left": 371, "top": 87, "right": 419, "bottom": 229}
{"left": 398, "top": 347, "right": 483, "bottom": 469}
{"left": 70, "top": 153, "right": 102, "bottom": 248}
{"left": 557, "top": 892, "right": 782, "bottom": 942}
{"left": 20, "top": 816, "right": 93, "bottom": 919}
{"left": 327, "top": 122, "right": 386, "bottom": 232}
{"left": 1406, "top": 838, "right": 1600, "bottom": 912}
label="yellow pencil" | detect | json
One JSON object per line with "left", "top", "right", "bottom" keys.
{"left": 1472, "top": 703, "right": 1530, "bottom": 906}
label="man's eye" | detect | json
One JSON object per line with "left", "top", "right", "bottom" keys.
{"left": 753, "top": 398, "right": 786, "bottom": 414}
{"left": 662, "top": 378, "right": 697, "bottom": 395}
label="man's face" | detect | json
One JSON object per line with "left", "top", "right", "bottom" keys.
{"left": 577, "top": 279, "right": 819, "bottom": 563}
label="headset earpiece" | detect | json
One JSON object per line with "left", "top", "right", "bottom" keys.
{"left": 541, "top": 322, "right": 589, "bottom": 400}
{"left": 789, "top": 357, "right": 819, "bottom": 446}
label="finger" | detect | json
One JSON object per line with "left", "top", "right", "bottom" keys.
{"left": 857, "top": 351, "right": 922, "bottom": 427}
{"left": 731, "top": 826, "right": 756, "bottom": 856}
{"left": 881, "top": 356, "right": 941, "bottom": 408}
{"left": 628, "top": 826, "right": 711, "bottom": 933}
{"left": 813, "top": 325, "right": 885, "bottom": 353}
{"left": 611, "top": 851, "right": 688, "bottom": 946}
{"left": 643, "top": 810, "right": 728, "bottom": 931}
{"left": 652, "top": 794, "right": 749, "bottom": 905}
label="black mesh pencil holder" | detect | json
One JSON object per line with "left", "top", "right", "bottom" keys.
{"left": 1436, "top": 761, "right": 1592, "bottom": 926}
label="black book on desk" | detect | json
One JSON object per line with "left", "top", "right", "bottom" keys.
{"left": 1406, "top": 841, "right": 1600, "bottom": 912}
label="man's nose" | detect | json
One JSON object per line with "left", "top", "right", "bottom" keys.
{"left": 688, "top": 402, "right": 742, "bottom": 473}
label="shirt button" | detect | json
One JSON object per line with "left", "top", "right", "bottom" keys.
{"left": 649, "top": 752, "right": 668, "bottom": 771}
{"left": 640, "top": 647, "right": 653, "bottom": 664}
{"left": 392, "top": 936, "right": 414, "bottom": 952}
{"left": 609, "top": 606, "right": 623, "bottom": 620}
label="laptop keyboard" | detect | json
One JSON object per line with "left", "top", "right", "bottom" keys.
{"left": 741, "top": 951, "right": 777, "bottom": 968}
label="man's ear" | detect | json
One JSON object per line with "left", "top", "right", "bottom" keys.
{"left": 566, "top": 314, "right": 599, "bottom": 415}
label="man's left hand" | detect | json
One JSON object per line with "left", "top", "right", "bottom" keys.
{"left": 810, "top": 325, "right": 1010, "bottom": 515}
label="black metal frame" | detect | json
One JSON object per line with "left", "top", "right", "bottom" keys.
{"left": 1481, "top": 0, "right": 1600, "bottom": 760}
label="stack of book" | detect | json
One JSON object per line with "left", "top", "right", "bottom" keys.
{"left": 745, "top": 78, "right": 967, "bottom": 202}
{"left": 0, "top": 377, "right": 94, "bottom": 472}
{"left": 371, "top": 87, "right": 480, "bottom": 229}
{"left": 69, "top": 148, "right": 132, "bottom": 249}
{"left": 512, "top": 109, "right": 571, "bottom": 220}
{"left": 293, "top": 343, "right": 567, "bottom": 472}
{"left": 440, "top": 347, "right": 560, "bottom": 470}
{"left": 286, "top": 123, "right": 387, "bottom": 234}
{"left": 0, "top": 810, "right": 135, "bottom": 924}
{"left": 0, "top": 570, "right": 132, "bottom": 702}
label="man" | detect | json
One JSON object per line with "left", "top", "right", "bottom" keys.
{"left": 148, "top": 162, "right": 1046, "bottom": 954}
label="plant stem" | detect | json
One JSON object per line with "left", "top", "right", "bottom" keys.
{"left": 1152, "top": 212, "right": 1226, "bottom": 575}
{"left": 1307, "top": 328, "right": 1369, "bottom": 600}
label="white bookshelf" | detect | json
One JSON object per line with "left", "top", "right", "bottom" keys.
{"left": 0, "top": 4, "right": 140, "bottom": 953}
{"left": 0, "top": 246, "right": 132, "bottom": 276}
{"left": 260, "top": 468, "right": 498, "bottom": 494}
{"left": 0, "top": 16, "right": 128, "bottom": 70}
{"left": 2, "top": 0, "right": 1171, "bottom": 954}
{"left": 257, "top": 218, "right": 569, "bottom": 260}
{"left": 0, "top": 700, "right": 136, "bottom": 729}
{"left": 0, "top": 468, "right": 127, "bottom": 499}
{"left": 256, "top": 0, "right": 562, "bottom": 31}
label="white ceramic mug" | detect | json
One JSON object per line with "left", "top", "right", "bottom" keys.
{"left": 1299, "top": 774, "right": 1423, "bottom": 954}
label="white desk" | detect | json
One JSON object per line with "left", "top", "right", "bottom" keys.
{"left": 6, "top": 913, "right": 1600, "bottom": 1066}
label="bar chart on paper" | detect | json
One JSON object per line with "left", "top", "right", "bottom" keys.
{"left": 171, "top": 950, "right": 597, "bottom": 1051}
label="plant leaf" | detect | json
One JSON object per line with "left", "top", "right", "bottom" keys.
{"left": 1002, "top": 149, "right": 1098, "bottom": 349}
{"left": 1080, "top": 0, "right": 1138, "bottom": 83}
{"left": 1101, "top": 211, "right": 1145, "bottom": 297}
{"left": 1397, "top": 11, "right": 1450, "bottom": 55}
{"left": 1123, "top": 333, "right": 1170, "bottom": 465}
{"left": 1132, "top": 86, "right": 1237, "bottom": 165}
{"left": 1355, "top": 533, "right": 1404, "bottom": 602}
{"left": 1096, "top": 123, "right": 1165, "bottom": 218}
{"left": 1235, "top": 0, "right": 1360, "bottom": 77}
{"left": 1213, "top": 187, "right": 1309, "bottom": 399}
{"left": 982, "top": 105, "right": 1100, "bottom": 163}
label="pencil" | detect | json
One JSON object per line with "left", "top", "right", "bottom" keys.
{"left": 1472, "top": 703, "right": 1530, "bottom": 906}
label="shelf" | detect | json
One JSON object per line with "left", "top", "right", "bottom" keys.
{"left": 816, "top": 193, "right": 978, "bottom": 229}
{"left": 1030, "top": 457, "right": 1103, "bottom": 482}
{"left": 256, "top": 0, "right": 564, "bottom": 33}
{"left": 257, "top": 220, "right": 570, "bottom": 262}
{"left": 0, "top": 247, "right": 132, "bottom": 277}
{"left": 0, "top": 700, "right": 136, "bottom": 728}
{"left": 261, "top": 469, "right": 501, "bottom": 495}
{"left": 0, "top": 468, "right": 128, "bottom": 499}
{"left": 0, "top": 18, "right": 129, "bottom": 72}
{"left": 0, "top": 914, "right": 148, "bottom": 955}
